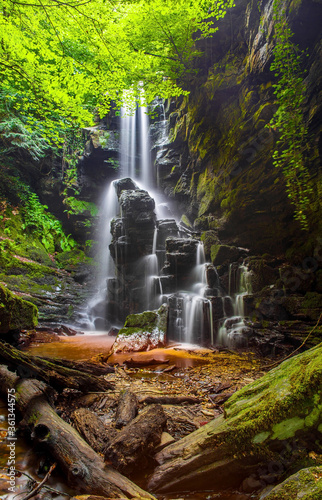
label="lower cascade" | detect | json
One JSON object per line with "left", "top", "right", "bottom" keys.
{"left": 88, "top": 176, "right": 254, "bottom": 348}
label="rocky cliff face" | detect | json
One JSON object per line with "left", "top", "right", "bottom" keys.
{"left": 156, "top": 0, "right": 322, "bottom": 257}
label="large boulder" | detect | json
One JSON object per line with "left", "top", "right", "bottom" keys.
{"left": 112, "top": 304, "right": 168, "bottom": 353}
{"left": 0, "top": 284, "right": 38, "bottom": 333}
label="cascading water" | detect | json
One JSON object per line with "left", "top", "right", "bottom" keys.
{"left": 88, "top": 96, "right": 220, "bottom": 347}
{"left": 217, "top": 263, "right": 253, "bottom": 348}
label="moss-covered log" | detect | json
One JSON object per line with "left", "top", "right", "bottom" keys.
{"left": 0, "top": 365, "right": 156, "bottom": 500}
{"left": 147, "top": 345, "right": 322, "bottom": 493}
{"left": 0, "top": 341, "right": 113, "bottom": 393}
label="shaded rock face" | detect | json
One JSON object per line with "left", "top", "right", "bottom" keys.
{"left": 162, "top": 237, "right": 199, "bottom": 288}
{"left": 156, "top": 0, "right": 322, "bottom": 256}
{"left": 79, "top": 127, "right": 119, "bottom": 201}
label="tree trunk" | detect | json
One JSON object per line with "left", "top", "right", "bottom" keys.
{"left": 105, "top": 405, "right": 167, "bottom": 475}
{"left": 147, "top": 414, "right": 257, "bottom": 493}
{"left": 0, "top": 365, "right": 156, "bottom": 500}
{"left": 0, "top": 341, "right": 113, "bottom": 393}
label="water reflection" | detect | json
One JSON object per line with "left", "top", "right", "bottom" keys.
{"left": 25, "top": 332, "right": 115, "bottom": 360}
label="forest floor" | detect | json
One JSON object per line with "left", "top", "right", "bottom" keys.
{"left": 20, "top": 331, "right": 281, "bottom": 500}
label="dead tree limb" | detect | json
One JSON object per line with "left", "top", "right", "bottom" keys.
{"left": 0, "top": 341, "right": 113, "bottom": 393}
{"left": 105, "top": 405, "right": 167, "bottom": 475}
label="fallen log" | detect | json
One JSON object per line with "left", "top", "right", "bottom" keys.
{"left": 42, "top": 356, "right": 115, "bottom": 375}
{"left": 138, "top": 396, "right": 200, "bottom": 405}
{"left": 0, "top": 341, "right": 113, "bottom": 393}
{"left": 72, "top": 408, "right": 116, "bottom": 453}
{"left": 123, "top": 358, "right": 169, "bottom": 368}
{"left": 147, "top": 345, "right": 322, "bottom": 494}
{"left": 105, "top": 405, "right": 167, "bottom": 475}
{"left": 0, "top": 365, "right": 156, "bottom": 500}
{"left": 115, "top": 390, "right": 138, "bottom": 429}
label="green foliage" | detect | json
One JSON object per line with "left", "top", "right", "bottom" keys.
{"left": 269, "top": 0, "right": 313, "bottom": 230}
{"left": 63, "top": 197, "right": 98, "bottom": 217}
{"left": 61, "top": 127, "right": 86, "bottom": 196}
{"left": 0, "top": 95, "right": 50, "bottom": 160}
{"left": 21, "top": 192, "right": 76, "bottom": 252}
{"left": 107, "top": 158, "right": 120, "bottom": 171}
{"left": 0, "top": 0, "right": 235, "bottom": 154}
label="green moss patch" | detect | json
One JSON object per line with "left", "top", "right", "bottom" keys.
{"left": 0, "top": 283, "right": 38, "bottom": 333}
{"left": 124, "top": 311, "right": 158, "bottom": 329}
{"left": 262, "top": 466, "right": 322, "bottom": 499}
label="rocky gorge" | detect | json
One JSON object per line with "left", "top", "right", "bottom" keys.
{"left": 0, "top": 0, "right": 321, "bottom": 498}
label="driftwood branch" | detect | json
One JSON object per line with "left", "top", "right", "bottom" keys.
{"left": 115, "top": 390, "right": 138, "bottom": 429}
{"left": 139, "top": 396, "right": 200, "bottom": 405}
{"left": 20, "top": 463, "right": 56, "bottom": 500}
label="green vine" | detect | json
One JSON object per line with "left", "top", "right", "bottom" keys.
{"left": 269, "top": 0, "right": 313, "bottom": 230}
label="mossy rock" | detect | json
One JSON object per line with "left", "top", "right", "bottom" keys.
{"left": 260, "top": 466, "right": 322, "bottom": 499}
{"left": 201, "top": 231, "right": 220, "bottom": 261}
{"left": 124, "top": 311, "right": 158, "bottom": 329}
{"left": 113, "top": 305, "right": 168, "bottom": 353}
{"left": 0, "top": 284, "right": 38, "bottom": 333}
{"left": 180, "top": 214, "right": 193, "bottom": 229}
{"left": 282, "top": 292, "right": 322, "bottom": 321}
{"left": 211, "top": 244, "right": 240, "bottom": 266}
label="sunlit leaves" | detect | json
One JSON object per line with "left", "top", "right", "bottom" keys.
{"left": 0, "top": 0, "right": 234, "bottom": 152}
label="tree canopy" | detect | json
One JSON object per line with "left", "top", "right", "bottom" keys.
{"left": 0, "top": 0, "right": 234, "bottom": 155}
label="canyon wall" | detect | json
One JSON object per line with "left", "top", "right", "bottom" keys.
{"left": 155, "top": 0, "right": 322, "bottom": 257}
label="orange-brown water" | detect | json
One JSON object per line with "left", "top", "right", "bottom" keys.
{"left": 26, "top": 333, "right": 210, "bottom": 368}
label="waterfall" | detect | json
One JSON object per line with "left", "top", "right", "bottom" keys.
{"left": 87, "top": 180, "right": 119, "bottom": 329}
{"left": 217, "top": 263, "right": 253, "bottom": 348}
{"left": 97, "top": 181, "right": 119, "bottom": 287}
{"left": 139, "top": 105, "right": 152, "bottom": 187}
{"left": 120, "top": 107, "right": 136, "bottom": 179}
{"left": 88, "top": 95, "right": 217, "bottom": 347}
